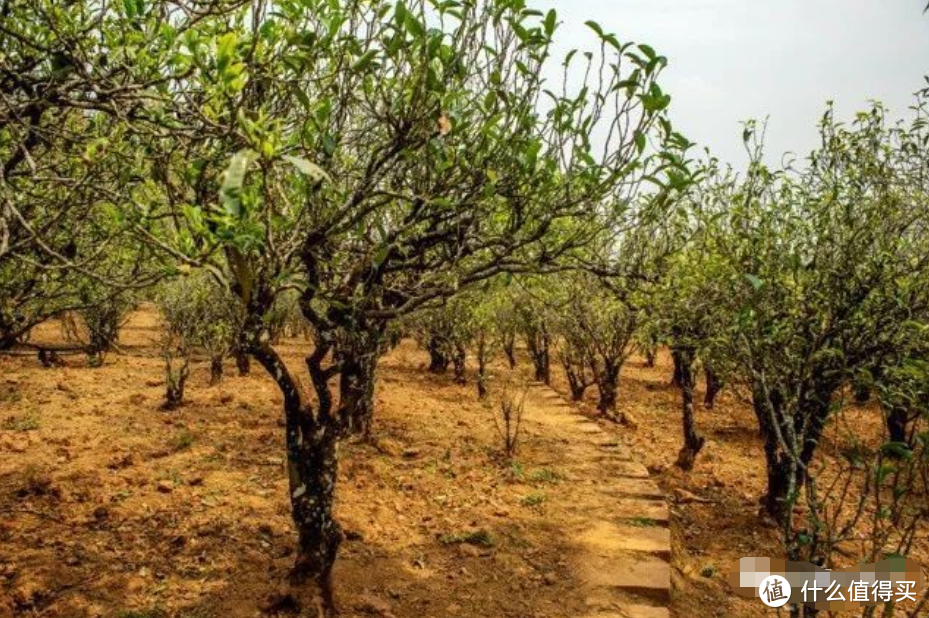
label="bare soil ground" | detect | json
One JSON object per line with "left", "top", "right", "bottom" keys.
{"left": 2, "top": 311, "right": 664, "bottom": 618}
{"left": 1, "top": 311, "right": 923, "bottom": 617}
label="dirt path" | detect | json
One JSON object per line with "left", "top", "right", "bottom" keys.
{"left": 1, "top": 325, "right": 673, "bottom": 618}
{"left": 518, "top": 383, "right": 670, "bottom": 618}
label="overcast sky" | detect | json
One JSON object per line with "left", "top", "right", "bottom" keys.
{"left": 536, "top": 0, "right": 929, "bottom": 166}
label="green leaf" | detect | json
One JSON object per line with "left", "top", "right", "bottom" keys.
{"left": 282, "top": 155, "right": 332, "bottom": 183}
{"left": 744, "top": 274, "right": 764, "bottom": 290}
{"left": 544, "top": 9, "right": 557, "bottom": 37}
{"left": 372, "top": 245, "right": 391, "bottom": 267}
{"left": 584, "top": 20, "right": 603, "bottom": 37}
{"left": 352, "top": 50, "right": 378, "bottom": 72}
{"left": 220, "top": 149, "right": 256, "bottom": 217}
{"left": 634, "top": 130, "right": 646, "bottom": 154}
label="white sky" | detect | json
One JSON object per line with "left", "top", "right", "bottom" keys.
{"left": 536, "top": 0, "right": 929, "bottom": 166}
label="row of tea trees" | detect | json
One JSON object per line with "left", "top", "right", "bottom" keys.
{"left": 9, "top": 0, "right": 691, "bottom": 613}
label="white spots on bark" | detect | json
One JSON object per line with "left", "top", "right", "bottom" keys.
{"left": 293, "top": 484, "right": 306, "bottom": 499}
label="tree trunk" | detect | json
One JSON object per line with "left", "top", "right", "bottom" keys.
{"left": 249, "top": 327, "right": 343, "bottom": 616}
{"left": 163, "top": 355, "right": 189, "bottom": 410}
{"left": 561, "top": 355, "right": 590, "bottom": 401}
{"left": 427, "top": 336, "right": 449, "bottom": 373}
{"left": 674, "top": 348, "right": 705, "bottom": 471}
{"left": 644, "top": 347, "right": 656, "bottom": 368}
{"left": 502, "top": 332, "right": 516, "bottom": 369}
{"left": 703, "top": 366, "right": 722, "bottom": 409}
{"left": 886, "top": 406, "right": 909, "bottom": 445}
{"left": 235, "top": 350, "right": 250, "bottom": 376}
{"left": 286, "top": 420, "right": 342, "bottom": 614}
{"left": 596, "top": 362, "right": 620, "bottom": 417}
{"left": 452, "top": 342, "right": 467, "bottom": 385}
{"left": 210, "top": 356, "right": 224, "bottom": 385}
{"left": 526, "top": 325, "right": 550, "bottom": 384}
{"left": 476, "top": 335, "right": 488, "bottom": 399}
{"left": 337, "top": 329, "right": 382, "bottom": 440}
{"left": 671, "top": 352, "right": 683, "bottom": 387}
{"left": 752, "top": 384, "right": 833, "bottom": 523}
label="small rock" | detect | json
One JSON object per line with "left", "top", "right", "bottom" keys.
{"left": 344, "top": 529, "right": 364, "bottom": 542}
{"left": 457, "top": 544, "right": 481, "bottom": 558}
{"left": 375, "top": 439, "right": 402, "bottom": 458}
{"left": 401, "top": 447, "right": 421, "bottom": 459}
{"left": 543, "top": 572, "right": 557, "bottom": 586}
{"left": 13, "top": 578, "right": 43, "bottom": 607}
{"left": 156, "top": 480, "right": 174, "bottom": 494}
{"left": 354, "top": 594, "right": 394, "bottom": 617}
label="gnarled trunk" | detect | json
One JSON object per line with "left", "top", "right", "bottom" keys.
{"left": 476, "top": 334, "right": 489, "bottom": 399}
{"left": 452, "top": 341, "right": 467, "bottom": 385}
{"left": 885, "top": 406, "right": 910, "bottom": 446}
{"left": 210, "top": 356, "right": 224, "bottom": 385}
{"left": 752, "top": 384, "right": 833, "bottom": 523}
{"left": 703, "top": 366, "right": 722, "bottom": 409}
{"left": 560, "top": 353, "right": 592, "bottom": 402}
{"left": 596, "top": 361, "right": 620, "bottom": 417}
{"left": 338, "top": 335, "right": 381, "bottom": 439}
{"left": 525, "top": 324, "right": 550, "bottom": 384}
{"left": 502, "top": 331, "right": 516, "bottom": 369}
{"left": 163, "top": 354, "right": 189, "bottom": 410}
{"left": 674, "top": 348, "right": 705, "bottom": 471}
{"left": 286, "top": 419, "right": 342, "bottom": 613}
{"left": 235, "top": 350, "right": 250, "bottom": 376}
{"left": 426, "top": 335, "right": 449, "bottom": 373}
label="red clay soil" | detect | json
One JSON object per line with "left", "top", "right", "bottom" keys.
{"left": 1, "top": 311, "right": 924, "bottom": 617}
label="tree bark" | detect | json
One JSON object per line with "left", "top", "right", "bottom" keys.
{"left": 286, "top": 421, "right": 342, "bottom": 613}
{"left": 452, "top": 341, "right": 467, "bottom": 385}
{"left": 561, "top": 355, "right": 591, "bottom": 401}
{"left": 886, "top": 406, "right": 910, "bottom": 445}
{"left": 526, "top": 325, "right": 550, "bottom": 384}
{"left": 235, "top": 349, "right": 250, "bottom": 376}
{"left": 703, "top": 366, "right": 722, "bottom": 409}
{"left": 752, "top": 384, "right": 833, "bottom": 523}
{"left": 502, "top": 332, "right": 516, "bottom": 369}
{"left": 163, "top": 355, "right": 189, "bottom": 410}
{"left": 596, "top": 362, "right": 620, "bottom": 417}
{"left": 674, "top": 348, "right": 705, "bottom": 471}
{"left": 337, "top": 331, "right": 381, "bottom": 439}
{"left": 210, "top": 355, "right": 224, "bottom": 385}
{"left": 476, "top": 334, "right": 488, "bottom": 399}
{"left": 671, "top": 352, "right": 683, "bottom": 387}
{"left": 426, "top": 336, "right": 449, "bottom": 373}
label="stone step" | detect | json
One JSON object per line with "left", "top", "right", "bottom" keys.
{"left": 576, "top": 521, "right": 671, "bottom": 560}
{"left": 590, "top": 477, "right": 664, "bottom": 500}
{"left": 612, "top": 499, "right": 670, "bottom": 527}
{"left": 577, "top": 551, "right": 671, "bottom": 602}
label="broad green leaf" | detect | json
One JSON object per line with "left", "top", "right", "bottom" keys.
{"left": 283, "top": 155, "right": 332, "bottom": 183}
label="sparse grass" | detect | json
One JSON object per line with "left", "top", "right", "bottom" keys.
{"left": 439, "top": 528, "right": 495, "bottom": 547}
{"left": 528, "top": 467, "right": 560, "bottom": 484}
{"left": 0, "top": 386, "right": 22, "bottom": 404}
{"left": 520, "top": 492, "right": 546, "bottom": 507}
{"left": 2, "top": 412, "right": 40, "bottom": 432}
{"left": 172, "top": 429, "right": 195, "bottom": 451}
{"left": 628, "top": 516, "right": 660, "bottom": 527}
